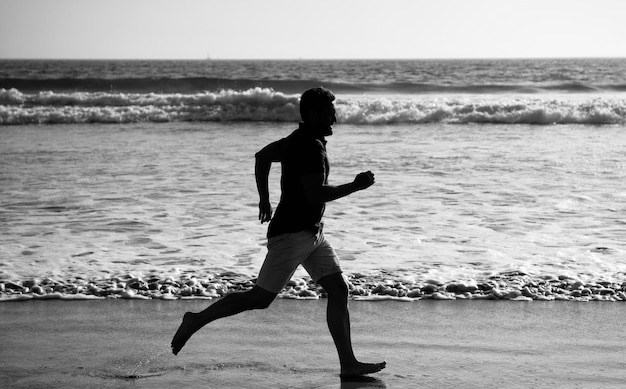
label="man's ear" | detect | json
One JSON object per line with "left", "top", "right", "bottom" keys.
{"left": 306, "top": 109, "right": 319, "bottom": 122}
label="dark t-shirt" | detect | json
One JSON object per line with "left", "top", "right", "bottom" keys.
{"left": 267, "top": 125, "right": 329, "bottom": 237}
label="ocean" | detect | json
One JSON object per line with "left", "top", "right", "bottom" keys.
{"left": 1, "top": 58, "right": 625, "bottom": 302}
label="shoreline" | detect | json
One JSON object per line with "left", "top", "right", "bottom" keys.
{"left": 2, "top": 271, "right": 625, "bottom": 303}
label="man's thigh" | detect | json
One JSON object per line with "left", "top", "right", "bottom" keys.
{"left": 302, "top": 233, "right": 342, "bottom": 283}
{"left": 256, "top": 231, "right": 317, "bottom": 293}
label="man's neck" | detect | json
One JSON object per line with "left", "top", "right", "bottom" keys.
{"left": 298, "top": 122, "right": 327, "bottom": 140}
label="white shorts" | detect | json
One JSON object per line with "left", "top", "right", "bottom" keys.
{"left": 255, "top": 229, "right": 341, "bottom": 293}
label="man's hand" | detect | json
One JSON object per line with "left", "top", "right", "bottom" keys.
{"left": 259, "top": 200, "right": 273, "bottom": 223}
{"left": 353, "top": 171, "right": 375, "bottom": 190}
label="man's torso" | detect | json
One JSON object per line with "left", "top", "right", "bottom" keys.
{"left": 268, "top": 127, "right": 329, "bottom": 237}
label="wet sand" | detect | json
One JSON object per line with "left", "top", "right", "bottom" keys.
{"left": 1, "top": 299, "right": 625, "bottom": 388}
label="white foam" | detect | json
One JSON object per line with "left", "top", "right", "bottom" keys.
{"left": 2, "top": 88, "right": 625, "bottom": 125}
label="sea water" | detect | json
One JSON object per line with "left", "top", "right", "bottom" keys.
{"left": 1, "top": 59, "right": 625, "bottom": 301}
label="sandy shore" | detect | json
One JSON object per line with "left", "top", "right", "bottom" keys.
{"left": 1, "top": 298, "right": 625, "bottom": 388}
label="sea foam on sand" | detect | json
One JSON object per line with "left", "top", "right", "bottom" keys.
{"left": 2, "top": 271, "right": 625, "bottom": 302}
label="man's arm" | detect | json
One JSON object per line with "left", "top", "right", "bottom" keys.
{"left": 301, "top": 171, "right": 375, "bottom": 204}
{"left": 255, "top": 141, "right": 282, "bottom": 223}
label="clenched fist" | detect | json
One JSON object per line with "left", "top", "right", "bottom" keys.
{"left": 353, "top": 171, "right": 375, "bottom": 190}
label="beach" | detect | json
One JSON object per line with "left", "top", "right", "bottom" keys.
{"left": 1, "top": 298, "right": 625, "bottom": 388}
{"left": 1, "top": 58, "right": 626, "bottom": 388}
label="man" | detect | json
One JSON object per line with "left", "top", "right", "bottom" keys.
{"left": 171, "top": 87, "right": 386, "bottom": 378}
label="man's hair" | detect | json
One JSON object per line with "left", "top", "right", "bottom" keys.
{"left": 299, "top": 87, "right": 335, "bottom": 121}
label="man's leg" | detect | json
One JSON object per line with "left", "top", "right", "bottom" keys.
{"left": 171, "top": 286, "right": 276, "bottom": 355}
{"left": 317, "top": 273, "right": 386, "bottom": 377}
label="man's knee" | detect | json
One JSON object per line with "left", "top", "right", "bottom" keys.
{"left": 318, "top": 272, "right": 349, "bottom": 297}
{"left": 248, "top": 286, "right": 276, "bottom": 309}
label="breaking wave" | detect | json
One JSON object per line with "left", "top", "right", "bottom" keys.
{"left": 2, "top": 87, "right": 625, "bottom": 125}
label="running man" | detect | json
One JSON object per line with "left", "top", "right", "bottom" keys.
{"left": 171, "top": 87, "right": 386, "bottom": 378}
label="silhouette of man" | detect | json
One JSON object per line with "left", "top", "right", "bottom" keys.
{"left": 171, "top": 87, "right": 386, "bottom": 378}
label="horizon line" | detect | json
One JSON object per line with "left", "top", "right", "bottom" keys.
{"left": 1, "top": 55, "right": 625, "bottom": 61}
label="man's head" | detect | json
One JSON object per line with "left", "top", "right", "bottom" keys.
{"left": 300, "top": 87, "right": 337, "bottom": 136}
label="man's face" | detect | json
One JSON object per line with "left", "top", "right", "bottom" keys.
{"left": 311, "top": 101, "right": 337, "bottom": 136}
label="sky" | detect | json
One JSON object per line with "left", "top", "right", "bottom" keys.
{"left": 1, "top": 0, "right": 625, "bottom": 60}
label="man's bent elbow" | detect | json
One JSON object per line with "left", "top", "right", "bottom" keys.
{"left": 255, "top": 153, "right": 272, "bottom": 169}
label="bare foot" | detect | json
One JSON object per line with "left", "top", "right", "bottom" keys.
{"left": 340, "top": 361, "right": 386, "bottom": 378}
{"left": 171, "top": 312, "right": 198, "bottom": 355}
